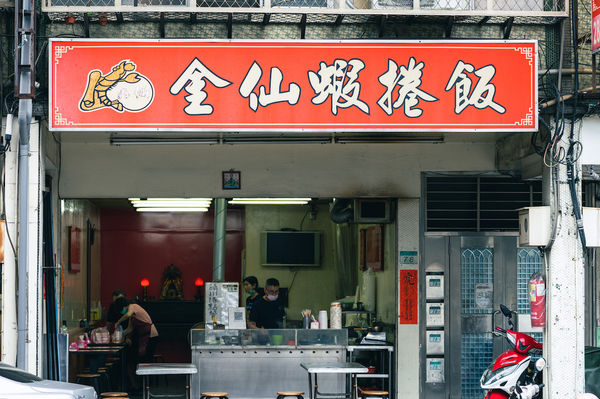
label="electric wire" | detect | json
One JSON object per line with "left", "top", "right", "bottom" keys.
{"left": 0, "top": 151, "right": 17, "bottom": 259}
{"left": 299, "top": 206, "right": 310, "bottom": 231}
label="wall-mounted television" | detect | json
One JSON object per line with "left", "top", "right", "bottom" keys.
{"left": 260, "top": 231, "right": 321, "bottom": 267}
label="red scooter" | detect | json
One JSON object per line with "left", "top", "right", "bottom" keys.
{"left": 480, "top": 304, "right": 546, "bottom": 399}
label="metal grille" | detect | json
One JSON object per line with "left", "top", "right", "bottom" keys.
{"left": 531, "top": 332, "right": 543, "bottom": 345}
{"left": 196, "top": 0, "right": 258, "bottom": 7}
{"left": 426, "top": 176, "right": 543, "bottom": 232}
{"left": 43, "top": 0, "right": 566, "bottom": 14}
{"left": 418, "top": 0, "right": 473, "bottom": 10}
{"left": 271, "top": 0, "right": 331, "bottom": 7}
{"left": 461, "top": 248, "right": 494, "bottom": 314}
{"left": 517, "top": 248, "right": 543, "bottom": 313}
{"left": 493, "top": 0, "right": 562, "bottom": 11}
{"left": 461, "top": 333, "right": 493, "bottom": 399}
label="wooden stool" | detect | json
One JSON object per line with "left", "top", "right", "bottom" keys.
{"left": 76, "top": 373, "right": 102, "bottom": 394}
{"left": 361, "top": 391, "right": 389, "bottom": 399}
{"left": 277, "top": 391, "right": 305, "bottom": 399}
{"left": 200, "top": 392, "right": 229, "bottom": 399}
{"left": 100, "top": 393, "right": 129, "bottom": 398}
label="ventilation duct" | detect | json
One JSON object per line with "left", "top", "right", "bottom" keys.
{"left": 330, "top": 198, "right": 354, "bottom": 224}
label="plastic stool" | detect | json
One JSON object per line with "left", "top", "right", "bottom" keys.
{"left": 277, "top": 391, "right": 305, "bottom": 399}
{"left": 100, "top": 393, "right": 129, "bottom": 398}
{"left": 361, "top": 391, "right": 389, "bottom": 399}
{"left": 200, "top": 392, "right": 229, "bottom": 399}
{"left": 76, "top": 373, "right": 102, "bottom": 394}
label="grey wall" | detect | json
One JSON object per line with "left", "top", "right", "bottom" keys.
{"left": 58, "top": 137, "right": 497, "bottom": 198}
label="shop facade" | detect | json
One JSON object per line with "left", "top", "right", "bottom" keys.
{"left": 1, "top": 2, "right": 599, "bottom": 398}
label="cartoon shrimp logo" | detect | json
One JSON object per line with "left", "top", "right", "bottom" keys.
{"left": 79, "top": 60, "right": 154, "bottom": 113}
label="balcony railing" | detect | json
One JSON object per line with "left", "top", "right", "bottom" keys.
{"left": 42, "top": 0, "right": 567, "bottom": 18}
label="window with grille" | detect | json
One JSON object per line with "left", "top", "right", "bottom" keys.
{"left": 425, "top": 175, "right": 543, "bottom": 232}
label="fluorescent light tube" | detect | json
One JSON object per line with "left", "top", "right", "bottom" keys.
{"left": 129, "top": 198, "right": 212, "bottom": 201}
{"left": 136, "top": 207, "right": 209, "bottom": 212}
{"left": 131, "top": 201, "right": 212, "bottom": 208}
{"left": 229, "top": 198, "right": 311, "bottom": 205}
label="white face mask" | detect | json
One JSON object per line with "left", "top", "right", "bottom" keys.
{"left": 266, "top": 294, "right": 278, "bottom": 301}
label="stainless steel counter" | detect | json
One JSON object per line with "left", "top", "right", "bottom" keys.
{"left": 190, "top": 329, "right": 348, "bottom": 399}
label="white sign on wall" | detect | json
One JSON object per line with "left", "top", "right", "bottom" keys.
{"left": 205, "top": 282, "right": 239, "bottom": 328}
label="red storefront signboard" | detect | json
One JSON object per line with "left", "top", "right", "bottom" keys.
{"left": 594, "top": 0, "right": 600, "bottom": 53}
{"left": 50, "top": 39, "right": 537, "bottom": 132}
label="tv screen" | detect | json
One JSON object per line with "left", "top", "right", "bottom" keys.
{"left": 260, "top": 231, "right": 321, "bottom": 267}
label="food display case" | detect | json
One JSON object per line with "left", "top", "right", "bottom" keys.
{"left": 190, "top": 329, "right": 348, "bottom": 399}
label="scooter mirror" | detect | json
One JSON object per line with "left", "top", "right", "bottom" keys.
{"left": 535, "top": 358, "right": 546, "bottom": 372}
{"left": 500, "top": 304, "right": 512, "bottom": 318}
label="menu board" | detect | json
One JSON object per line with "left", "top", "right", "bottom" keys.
{"left": 205, "top": 282, "right": 239, "bottom": 328}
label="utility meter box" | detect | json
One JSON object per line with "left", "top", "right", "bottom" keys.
{"left": 518, "top": 206, "right": 551, "bottom": 247}
{"left": 583, "top": 207, "right": 600, "bottom": 247}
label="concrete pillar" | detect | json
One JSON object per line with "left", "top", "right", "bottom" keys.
{"left": 545, "top": 119, "right": 586, "bottom": 399}
{"left": 1, "top": 116, "right": 18, "bottom": 366}
{"left": 1, "top": 118, "right": 42, "bottom": 373}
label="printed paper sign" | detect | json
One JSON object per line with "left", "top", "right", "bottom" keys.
{"left": 399, "top": 269, "right": 418, "bottom": 324}
{"left": 475, "top": 283, "right": 493, "bottom": 309}
{"left": 594, "top": 0, "right": 600, "bottom": 53}
{"left": 50, "top": 40, "right": 537, "bottom": 132}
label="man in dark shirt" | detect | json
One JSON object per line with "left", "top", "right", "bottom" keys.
{"left": 248, "top": 278, "right": 285, "bottom": 329}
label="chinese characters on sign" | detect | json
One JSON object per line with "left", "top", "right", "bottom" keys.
{"left": 594, "top": 0, "right": 600, "bottom": 54}
{"left": 170, "top": 57, "right": 232, "bottom": 115}
{"left": 51, "top": 40, "right": 537, "bottom": 131}
{"left": 167, "top": 57, "right": 506, "bottom": 117}
{"left": 400, "top": 269, "right": 418, "bottom": 324}
{"left": 204, "top": 282, "right": 240, "bottom": 327}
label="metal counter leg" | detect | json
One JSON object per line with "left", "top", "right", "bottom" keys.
{"left": 143, "top": 375, "right": 149, "bottom": 399}
{"left": 307, "top": 373, "right": 313, "bottom": 399}
{"left": 352, "top": 375, "right": 357, "bottom": 399}
{"left": 186, "top": 374, "right": 191, "bottom": 399}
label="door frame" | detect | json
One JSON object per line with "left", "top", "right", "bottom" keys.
{"left": 421, "top": 232, "right": 519, "bottom": 399}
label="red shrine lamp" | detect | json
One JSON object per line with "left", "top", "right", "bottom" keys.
{"left": 194, "top": 277, "right": 204, "bottom": 301}
{"left": 140, "top": 278, "right": 150, "bottom": 301}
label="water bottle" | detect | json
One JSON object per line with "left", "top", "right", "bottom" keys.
{"left": 60, "top": 320, "right": 68, "bottom": 334}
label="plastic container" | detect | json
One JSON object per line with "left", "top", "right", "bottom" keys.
{"left": 330, "top": 302, "right": 342, "bottom": 329}
{"left": 318, "top": 310, "right": 328, "bottom": 329}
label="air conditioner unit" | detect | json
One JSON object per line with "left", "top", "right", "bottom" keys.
{"left": 354, "top": 199, "right": 393, "bottom": 224}
{"left": 583, "top": 207, "right": 600, "bottom": 247}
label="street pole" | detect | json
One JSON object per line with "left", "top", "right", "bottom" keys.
{"left": 544, "top": 119, "right": 586, "bottom": 399}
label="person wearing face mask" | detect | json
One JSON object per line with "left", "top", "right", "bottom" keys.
{"left": 243, "top": 276, "right": 262, "bottom": 318}
{"left": 114, "top": 297, "right": 158, "bottom": 392}
{"left": 248, "top": 278, "right": 285, "bottom": 329}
